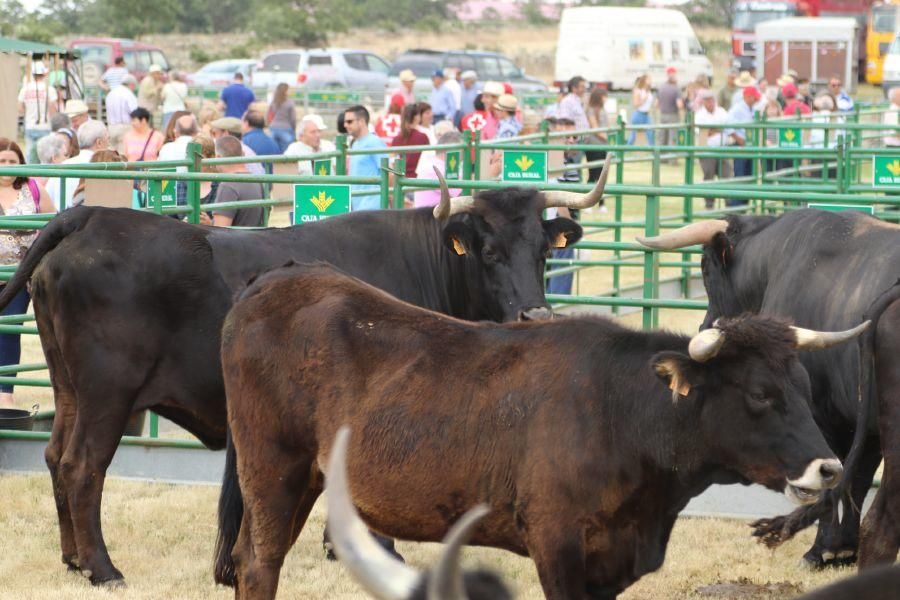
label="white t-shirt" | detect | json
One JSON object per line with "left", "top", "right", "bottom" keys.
{"left": 161, "top": 82, "right": 188, "bottom": 113}
{"left": 18, "top": 81, "right": 58, "bottom": 129}
{"left": 105, "top": 86, "right": 138, "bottom": 126}
{"left": 694, "top": 106, "right": 731, "bottom": 147}
{"left": 444, "top": 78, "right": 462, "bottom": 111}
{"left": 284, "top": 139, "right": 336, "bottom": 176}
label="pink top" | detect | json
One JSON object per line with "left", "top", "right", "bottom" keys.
{"left": 414, "top": 157, "right": 461, "bottom": 208}
{"left": 123, "top": 129, "right": 164, "bottom": 162}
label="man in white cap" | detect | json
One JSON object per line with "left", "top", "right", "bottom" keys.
{"left": 285, "top": 114, "right": 336, "bottom": 176}
{"left": 138, "top": 64, "right": 164, "bottom": 113}
{"left": 387, "top": 69, "right": 417, "bottom": 109}
{"left": 459, "top": 70, "right": 480, "bottom": 117}
{"left": 17, "top": 61, "right": 58, "bottom": 163}
{"left": 63, "top": 99, "right": 91, "bottom": 131}
{"left": 480, "top": 80, "right": 505, "bottom": 140}
{"left": 105, "top": 74, "right": 139, "bottom": 127}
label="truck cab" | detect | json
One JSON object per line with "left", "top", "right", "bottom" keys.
{"left": 732, "top": 1, "right": 802, "bottom": 70}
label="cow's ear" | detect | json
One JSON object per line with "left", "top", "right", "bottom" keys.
{"left": 709, "top": 231, "right": 733, "bottom": 266}
{"left": 543, "top": 218, "right": 583, "bottom": 249}
{"left": 442, "top": 221, "right": 474, "bottom": 257}
{"left": 651, "top": 351, "right": 698, "bottom": 403}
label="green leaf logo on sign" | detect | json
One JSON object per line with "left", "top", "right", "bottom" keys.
{"left": 445, "top": 151, "right": 461, "bottom": 180}
{"left": 293, "top": 184, "right": 351, "bottom": 224}
{"left": 147, "top": 168, "right": 177, "bottom": 209}
{"left": 677, "top": 130, "right": 686, "bottom": 145}
{"left": 502, "top": 150, "right": 547, "bottom": 182}
{"left": 872, "top": 156, "right": 900, "bottom": 187}
{"left": 313, "top": 159, "right": 331, "bottom": 177}
{"left": 778, "top": 128, "right": 802, "bottom": 149}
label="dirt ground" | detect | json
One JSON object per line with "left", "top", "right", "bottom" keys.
{"left": 0, "top": 473, "right": 854, "bottom": 599}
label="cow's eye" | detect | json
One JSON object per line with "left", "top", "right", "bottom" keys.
{"left": 748, "top": 391, "right": 773, "bottom": 407}
{"left": 482, "top": 246, "right": 499, "bottom": 263}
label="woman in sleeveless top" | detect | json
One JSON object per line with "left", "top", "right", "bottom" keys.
{"left": 122, "top": 108, "right": 164, "bottom": 163}
{"left": 0, "top": 138, "right": 56, "bottom": 407}
{"left": 627, "top": 74, "right": 656, "bottom": 146}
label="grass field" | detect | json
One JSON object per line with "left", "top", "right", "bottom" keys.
{"left": 0, "top": 473, "right": 856, "bottom": 599}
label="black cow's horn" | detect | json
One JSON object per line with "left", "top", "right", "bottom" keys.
{"left": 688, "top": 328, "right": 726, "bottom": 362}
{"left": 433, "top": 167, "right": 476, "bottom": 220}
{"left": 791, "top": 321, "right": 871, "bottom": 350}
{"left": 426, "top": 504, "right": 491, "bottom": 600}
{"left": 326, "top": 426, "right": 420, "bottom": 600}
{"left": 543, "top": 153, "right": 612, "bottom": 209}
{"left": 636, "top": 220, "right": 729, "bottom": 250}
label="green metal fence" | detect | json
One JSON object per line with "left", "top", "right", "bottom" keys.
{"left": 1, "top": 108, "right": 899, "bottom": 446}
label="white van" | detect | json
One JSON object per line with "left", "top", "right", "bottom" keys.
{"left": 555, "top": 7, "right": 714, "bottom": 90}
{"left": 881, "top": 32, "right": 900, "bottom": 95}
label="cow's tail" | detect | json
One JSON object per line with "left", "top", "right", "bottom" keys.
{"left": 836, "top": 279, "right": 900, "bottom": 516}
{"left": 0, "top": 209, "right": 87, "bottom": 311}
{"left": 213, "top": 427, "right": 243, "bottom": 587}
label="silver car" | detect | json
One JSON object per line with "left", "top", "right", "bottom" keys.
{"left": 187, "top": 59, "right": 256, "bottom": 88}
{"left": 253, "top": 48, "right": 391, "bottom": 96}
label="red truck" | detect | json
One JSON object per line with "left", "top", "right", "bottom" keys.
{"left": 732, "top": 0, "right": 875, "bottom": 78}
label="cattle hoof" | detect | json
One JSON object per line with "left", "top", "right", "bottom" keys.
{"left": 96, "top": 577, "right": 126, "bottom": 589}
{"left": 62, "top": 555, "right": 80, "bottom": 572}
{"left": 323, "top": 541, "right": 337, "bottom": 562}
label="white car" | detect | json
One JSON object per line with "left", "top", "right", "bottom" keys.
{"left": 187, "top": 59, "right": 256, "bottom": 88}
{"left": 252, "top": 49, "right": 391, "bottom": 95}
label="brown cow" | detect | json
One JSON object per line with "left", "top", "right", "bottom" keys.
{"left": 216, "top": 263, "right": 866, "bottom": 600}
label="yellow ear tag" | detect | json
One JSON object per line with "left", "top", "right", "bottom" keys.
{"left": 552, "top": 232, "right": 568, "bottom": 248}
{"left": 452, "top": 238, "right": 467, "bottom": 256}
{"left": 669, "top": 379, "right": 691, "bottom": 398}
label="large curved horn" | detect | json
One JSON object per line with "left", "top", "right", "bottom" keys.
{"left": 792, "top": 321, "right": 871, "bottom": 350}
{"left": 326, "top": 426, "right": 420, "bottom": 600}
{"left": 688, "top": 327, "right": 726, "bottom": 362}
{"left": 543, "top": 153, "right": 612, "bottom": 210}
{"left": 432, "top": 167, "right": 476, "bottom": 220}
{"left": 635, "top": 220, "right": 729, "bottom": 250}
{"left": 426, "top": 504, "right": 490, "bottom": 600}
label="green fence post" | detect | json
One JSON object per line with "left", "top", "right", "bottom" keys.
{"left": 643, "top": 149, "right": 661, "bottom": 330}
{"left": 380, "top": 157, "right": 392, "bottom": 210}
{"left": 462, "top": 129, "right": 473, "bottom": 180}
{"left": 681, "top": 111, "right": 695, "bottom": 299}
{"left": 540, "top": 118, "right": 550, "bottom": 144}
{"left": 473, "top": 130, "right": 482, "bottom": 180}
{"left": 836, "top": 135, "right": 847, "bottom": 195}
{"left": 391, "top": 157, "right": 404, "bottom": 209}
{"left": 335, "top": 134, "right": 347, "bottom": 176}
{"left": 186, "top": 142, "right": 201, "bottom": 225}
{"left": 611, "top": 117, "right": 626, "bottom": 315}
{"left": 851, "top": 105, "right": 862, "bottom": 184}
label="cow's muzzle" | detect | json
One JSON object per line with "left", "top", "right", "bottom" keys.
{"left": 518, "top": 307, "right": 553, "bottom": 321}
{"left": 785, "top": 458, "right": 843, "bottom": 505}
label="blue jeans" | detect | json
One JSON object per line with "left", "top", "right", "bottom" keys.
{"left": 0, "top": 286, "right": 30, "bottom": 393}
{"left": 627, "top": 111, "right": 654, "bottom": 146}
{"left": 547, "top": 247, "right": 575, "bottom": 295}
{"left": 729, "top": 158, "right": 753, "bottom": 207}
{"left": 270, "top": 127, "right": 295, "bottom": 153}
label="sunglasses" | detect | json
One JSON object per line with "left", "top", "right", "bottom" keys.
{"left": 344, "top": 118, "right": 356, "bottom": 124}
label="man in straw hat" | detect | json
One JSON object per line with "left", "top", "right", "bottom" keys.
{"left": 387, "top": 68, "right": 417, "bottom": 109}
{"left": 730, "top": 70, "right": 756, "bottom": 109}
{"left": 18, "top": 60, "right": 58, "bottom": 163}
{"left": 493, "top": 94, "right": 522, "bottom": 139}
{"left": 63, "top": 99, "right": 90, "bottom": 131}
{"left": 138, "top": 64, "right": 165, "bottom": 114}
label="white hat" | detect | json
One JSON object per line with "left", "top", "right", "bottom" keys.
{"left": 483, "top": 81, "right": 504, "bottom": 96}
{"left": 461, "top": 70, "right": 477, "bottom": 81}
{"left": 148, "top": 64, "right": 163, "bottom": 74}
{"left": 399, "top": 69, "right": 417, "bottom": 83}
{"left": 31, "top": 61, "right": 48, "bottom": 76}
{"left": 301, "top": 114, "right": 327, "bottom": 131}
{"left": 63, "top": 99, "right": 89, "bottom": 116}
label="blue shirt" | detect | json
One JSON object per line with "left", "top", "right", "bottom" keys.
{"left": 429, "top": 83, "right": 457, "bottom": 120}
{"left": 220, "top": 83, "right": 255, "bottom": 119}
{"left": 496, "top": 116, "right": 522, "bottom": 139}
{"left": 727, "top": 100, "right": 754, "bottom": 142}
{"left": 350, "top": 134, "right": 387, "bottom": 211}
{"left": 460, "top": 83, "right": 481, "bottom": 116}
{"left": 242, "top": 128, "right": 281, "bottom": 174}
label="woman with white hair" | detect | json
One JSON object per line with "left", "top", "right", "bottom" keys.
{"left": 34, "top": 134, "right": 70, "bottom": 187}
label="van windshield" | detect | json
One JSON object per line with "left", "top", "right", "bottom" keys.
{"left": 733, "top": 8, "right": 794, "bottom": 30}
{"left": 389, "top": 58, "right": 440, "bottom": 77}
{"left": 889, "top": 35, "right": 900, "bottom": 55}
{"left": 73, "top": 44, "right": 112, "bottom": 65}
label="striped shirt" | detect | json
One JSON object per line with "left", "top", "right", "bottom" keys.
{"left": 101, "top": 67, "right": 130, "bottom": 89}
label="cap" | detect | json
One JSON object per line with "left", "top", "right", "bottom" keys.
{"left": 734, "top": 71, "right": 755, "bottom": 87}
{"left": 460, "top": 70, "right": 477, "bottom": 81}
{"left": 300, "top": 114, "right": 327, "bottom": 131}
{"left": 148, "top": 64, "right": 163, "bottom": 73}
{"left": 782, "top": 82, "right": 798, "bottom": 98}
{"left": 210, "top": 116, "right": 243, "bottom": 135}
{"left": 496, "top": 93, "right": 518, "bottom": 112}
{"left": 432, "top": 69, "right": 445, "bottom": 78}
{"left": 502, "top": 82, "right": 513, "bottom": 94}
{"left": 63, "top": 99, "right": 89, "bottom": 116}
{"left": 743, "top": 86, "right": 761, "bottom": 101}
{"left": 482, "top": 81, "right": 504, "bottom": 96}
{"left": 666, "top": 66, "right": 677, "bottom": 75}
{"left": 389, "top": 92, "right": 406, "bottom": 108}
{"left": 31, "top": 61, "right": 48, "bottom": 76}
{"left": 697, "top": 89, "right": 716, "bottom": 101}
{"left": 399, "top": 69, "right": 416, "bottom": 83}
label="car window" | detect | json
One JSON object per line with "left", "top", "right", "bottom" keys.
{"left": 446, "top": 54, "right": 476, "bottom": 71}
{"left": 308, "top": 55, "right": 333, "bottom": 66}
{"left": 122, "top": 50, "right": 150, "bottom": 72}
{"left": 365, "top": 54, "right": 390, "bottom": 74}
{"left": 476, "top": 56, "right": 501, "bottom": 79}
{"left": 73, "top": 44, "right": 112, "bottom": 66}
{"left": 498, "top": 57, "right": 520, "bottom": 78}
{"left": 388, "top": 58, "right": 440, "bottom": 77}
{"left": 261, "top": 53, "right": 302, "bottom": 72}
{"left": 671, "top": 40, "right": 682, "bottom": 61}
{"left": 343, "top": 53, "right": 368, "bottom": 70}
{"left": 150, "top": 50, "right": 168, "bottom": 70}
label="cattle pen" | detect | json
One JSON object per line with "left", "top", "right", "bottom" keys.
{"left": 0, "top": 106, "right": 895, "bottom": 598}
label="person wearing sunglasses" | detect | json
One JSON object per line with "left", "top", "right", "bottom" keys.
{"left": 828, "top": 77, "right": 854, "bottom": 113}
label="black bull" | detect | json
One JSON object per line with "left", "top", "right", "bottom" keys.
{"left": 215, "top": 262, "right": 853, "bottom": 600}
{"left": 0, "top": 162, "right": 609, "bottom": 586}
{"left": 638, "top": 208, "right": 900, "bottom": 568}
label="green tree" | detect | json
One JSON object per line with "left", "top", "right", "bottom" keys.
{"left": 0, "top": 0, "right": 26, "bottom": 36}
{"left": 250, "top": 0, "right": 347, "bottom": 46}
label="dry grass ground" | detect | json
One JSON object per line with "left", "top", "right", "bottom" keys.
{"left": 0, "top": 473, "right": 854, "bottom": 599}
